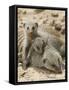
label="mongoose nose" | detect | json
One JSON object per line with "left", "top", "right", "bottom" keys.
{"left": 29, "top": 32, "right": 33, "bottom": 38}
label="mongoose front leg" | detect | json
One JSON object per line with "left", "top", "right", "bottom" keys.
{"left": 22, "top": 45, "right": 30, "bottom": 70}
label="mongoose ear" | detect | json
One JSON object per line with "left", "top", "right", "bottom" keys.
{"left": 35, "top": 23, "right": 38, "bottom": 28}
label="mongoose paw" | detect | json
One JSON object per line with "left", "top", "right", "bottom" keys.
{"left": 22, "top": 60, "right": 28, "bottom": 70}
{"left": 22, "top": 58, "right": 30, "bottom": 70}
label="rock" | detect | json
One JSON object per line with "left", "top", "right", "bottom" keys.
{"left": 61, "top": 16, "right": 65, "bottom": 22}
{"left": 61, "top": 26, "right": 65, "bottom": 35}
{"left": 55, "top": 23, "right": 62, "bottom": 31}
{"left": 51, "top": 12, "right": 59, "bottom": 17}
{"left": 50, "top": 20, "right": 55, "bottom": 26}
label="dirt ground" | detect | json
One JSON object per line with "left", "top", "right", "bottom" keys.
{"left": 17, "top": 8, "right": 65, "bottom": 82}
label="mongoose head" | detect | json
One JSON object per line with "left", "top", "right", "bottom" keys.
{"left": 32, "top": 37, "right": 46, "bottom": 54}
{"left": 42, "top": 45, "right": 63, "bottom": 73}
{"left": 23, "top": 21, "right": 38, "bottom": 37}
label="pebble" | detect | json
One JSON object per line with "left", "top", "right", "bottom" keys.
{"left": 51, "top": 12, "right": 59, "bottom": 17}
{"left": 61, "top": 26, "right": 65, "bottom": 35}
{"left": 55, "top": 23, "right": 62, "bottom": 31}
{"left": 50, "top": 20, "right": 55, "bottom": 26}
{"left": 61, "top": 16, "right": 65, "bottom": 22}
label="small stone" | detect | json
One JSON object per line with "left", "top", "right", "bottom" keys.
{"left": 55, "top": 23, "right": 62, "bottom": 31}
{"left": 19, "top": 25, "right": 23, "bottom": 28}
{"left": 61, "top": 26, "right": 65, "bottom": 35}
{"left": 61, "top": 16, "right": 65, "bottom": 22}
{"left": 51, "top": 12, "right": 59, "bottom": 17}
{"left": 23, "top": 10, "right": 27, "bottom": 14}
{"left": 61, "top": 29, "right": 65, "bottom": 35}
{"left": 43, "top": 19, "right": 48, "bottom": 24}
{"left": 50, "top": 20, "right": 55, "bottom": 26}
{"left": 39, "top": 16, "right": 43, "bottom": 19}
{"left": 33, "top": 16, "right": 36, "bottom": 19}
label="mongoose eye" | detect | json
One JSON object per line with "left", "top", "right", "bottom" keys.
{"left": 51, "top": 64, "right": 56, "bottom": 67}
{"left": 43, "top": 59, "right": 47, "bottom": 64}
{"left": 32, "top": 26, "right": 35, "bottom": 30}
{"left": 27, "top": 27, "right": 29, "bottom": 30}
{"left": 37, "top": 46, "right": 40, "bottom": 50}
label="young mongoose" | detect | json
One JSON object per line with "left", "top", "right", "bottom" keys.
{"left": 28, "top": 37, "right": 63, "bottom": 73}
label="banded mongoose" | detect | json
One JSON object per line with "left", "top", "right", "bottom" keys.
{"left": 22, "top": 21, "right": 65, "bottom": 70}
{"left": 28, "top": 37, "right": 64, "bottom": 73}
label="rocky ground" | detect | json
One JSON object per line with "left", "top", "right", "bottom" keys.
{"left": 18, "top": 65, "right": 65, "bottom": 82}
{"left": 17, "top": 8, "right": 65, "bottom": 82}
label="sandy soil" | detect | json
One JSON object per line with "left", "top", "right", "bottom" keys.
{"left": 18, "top": 65, "right": 65, "bottom": 82}
{"left": 17, "top": 8, "right": 65, "bottom": 82}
